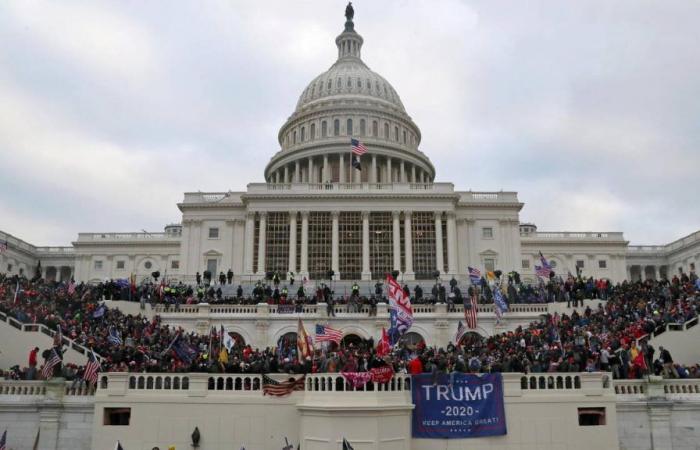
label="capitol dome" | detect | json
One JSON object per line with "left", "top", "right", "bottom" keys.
{"left": 265, "top": 10, "right": 434, "bottom": 185}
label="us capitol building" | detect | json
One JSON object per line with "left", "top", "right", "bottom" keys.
{"left": 1, "top": 10, "right": 699, "bottom": 288}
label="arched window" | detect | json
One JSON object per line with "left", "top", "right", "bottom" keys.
{"left": 384, "top": 123, "right": 389, "bottom": 140}
{"left": 366, "top": 79, "right": 371, "bottom": 89}
{"left": 293, "top": 130, "right": 297, "bottom": 144}
{"left": 403, "top": 130, "right": 407, "bottom": 144}
{"left": 394, "top": 126, "right": 399, "bottom": 141}
{"left": 310, "top": 123, "right": 316, "bottom": 140}
{"left": 356, "top": 78, "right": 361, "bottom": 88}
{"left": 372, "top": 121, "right": 378, "bottom": 137}
{"left": 301, "top": 127, "right": 305, "bottom": 142}
{"left": 336, "top": 78, "right": 341, "bottom": 89}
{"left": 360, "top": 119, "right": 366, "bottom": 136}
{"left": 321, "top": 121, "right": 327, "bottom": 137}
{"left": 347, "top": 119, "right": 353, "bottom": 136}
{"left": 327, "top": 80, "right": 332, "bottom": 91}
{"left": 400, "top": 332, "right": 425, "bottom": 347}
{"left": 334, "top": 119, "right": 340, "bottom": 136}
{"left": 347, "top": 77, "right": 352, "bottom": 88}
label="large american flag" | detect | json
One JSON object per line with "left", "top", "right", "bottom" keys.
{"left": 41, "top": 349, "right": 61, "bottom": 380}
{"left": 350, "top": 138, "right": 368, "bottom": 155}
{"left": 464, "top": 294, "right": 478, "bottom": 329}
{"left": 83, "top": 350, "right": 100, "bottom": 385}
{"left": 262, "top": 374, "right": 305, "bottom": 396}
{"left": 468, "top": 266, "right": 481, "bottom": 284}
{"left": 315, "top": 324, "right": 343, "bottom": 344}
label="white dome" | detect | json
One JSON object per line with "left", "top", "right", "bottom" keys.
{"left": 295, "top": 59, "right": 406, "bottom": 114}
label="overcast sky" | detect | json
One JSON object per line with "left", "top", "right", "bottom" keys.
{"left": 1, "top": 1, "right": 698, "bottom": 246}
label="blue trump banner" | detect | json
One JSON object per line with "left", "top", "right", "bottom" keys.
{"left": 412, "top": 372, "right": 507, "bottom": 439}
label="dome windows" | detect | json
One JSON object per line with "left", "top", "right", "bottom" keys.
{"left": 310, "top": 123, "right": 316, "bottom": 140}
{"left": 372, "top": 121, "right": 378, "bottom": 137}
{"left": 293, "top": 130, "right": 297, "bottom": 145}
{"left": 336, "top": 78, "right": 341, "bottom": 89}
{"left": 327, "top": 80, "right": 332, "bottom": 91}
{"left": 356, "top": 78, "right": 361, "bottom": 88}
{"left": 360, "top": 119, "right": 366, "bottom": 136}
{"left": 322, "top": 121, "right": 328, "bottom": 137}
{"left": 334, "top": 119, "right": 340, "bottom": 136}
{"left": 394, "top": 126, "right": 399, "bottom": 141}
{"left": 384, "top": 123, "right": 389, "bottom": 140}
{"left": 347, "top": 119, "right": 353, "bottom": 136}
{"left": 403, "top": 130, "right": 407, "bottom": 144}
{"left": 346, "top": 77, "right": 351, "bottom": 88}
{"left": 301, "top": 126, "right": 306, "bottom": 142}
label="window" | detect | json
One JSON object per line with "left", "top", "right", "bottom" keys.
{"left": 394, "top": 126, "right": 399, "bottom": 141}
{"left": 265, "top": 212, "right": 290, "bottom": 276}
{"left": 104, "top": 407, "right": 131, "bottom": 426}
{"left": 346, "top": 77, "right": 351, "bottom": 87}
{"left": 576, "top": 260, "right": 585, "bottom": 269}
{"left": 411, "top": 212, "right": 437, "bottom": 280}
{"left": 521, "top": 259, "right": 530, "bottom": 269}
{"left": 144, "top": 261, "right": 152, "bottom": 270}
{"left": 403, "top": 130, "right": 407, "bottom": 144}
{"left": 598, "top": 260, "right": 607, "bottom": 269}
{"left": 116, "top": 261, "right": 125, "bottom": 270}
{"left": 6, "top": 264, "right": 12, "bottom": 272}
{"left": 339, "top": 212, "right": 362, "bottom": 280}
{"left": 372, "top": 121, "right": 378, "bottom": 137}
{"left": 578, "top": 407, "right": 606, "bottom": 426}
{"left": 301, "top": 126, "right": 305, "bottom": 142}
{"left": 384, "top": 123, "right": 389, "bottom": 139}
{"left": 321, "top": 121, "right": 327, "bottom": 137}
{"left": 308, "top": 212, "right": 332, "bottom": 280}
{"left": 334, "top": 119, "right": 340, "bottom": 136}
{"left": 336, "top": 78, "right": 341, "bottom": 89}
{"left": 171, "top": 260, "right": 180, "bottom": 270}
{"left": 550, "top": 261, "right": 557, "bottom": 268}
{"left": 208, "top": 227, "right": 220, "bottom": 239}
{"left": 482, "top": 227, "right": 493, "bottom": 239}
{"left": 94, "top": 260, "right": 103, "bottom": 270}
{"left": 369, "top": 212, "right": 393, "bottom": 277}
{"left": 347, "top": 119, "right": 353, "bottom": 136}
{"left": 327, "top": 80, "right": 332, "bottom": 91}
{"left": 293, "top": 130, "right": 297, "bottom": 144}
{"left": 310, "top": 123, "right": 315, "bottom": 140}
{"left": 484, "top": 258, "right": 495, "bottom": 272}
{"left": 360, "top": 119, "right": 366, "bottom": 136}
{"left": 207, "top": 259, "right": 217, "bottom": 274}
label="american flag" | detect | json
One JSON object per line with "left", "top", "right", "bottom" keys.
{"left": 468, "top": 267, "right": 481, "bottom": 284}
{"left": 67, "top": 280, "right": 76, "bottom": 296}
{"left": 536, "top": 251, "right": 553, "bottom": 277}
{"left": 83, "top": 350, "right": 100, "bottom": 385}
{"left": 315, "top": 324, "right": 343, "bottom": 344}
{"left": 350, "top": 138, "right": 368, "bottom": 156}
{"left": 262, "top": 374, "right": 305, "bottom": 397}
{"left": 454, "top": 320, "right": 467, "bottom": 345}
{"left": 464, "top": 294, "right": 478, "bottom": 329}
{"left": 41, "top": 349, "right": 61, "bottom": 380}
{"left": 0, "top": 240, "right": 7, "bottom": 253}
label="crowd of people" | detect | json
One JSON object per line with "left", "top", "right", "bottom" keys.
{"left": 0, "top": 270, "right": 699, "bottom": 385}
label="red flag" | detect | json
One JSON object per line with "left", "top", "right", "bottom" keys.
{"left": 632, "top": 351, "right": 648, "bottom": 371}
{"left": 376, "top": 327, "right": 390, "bottom": 357}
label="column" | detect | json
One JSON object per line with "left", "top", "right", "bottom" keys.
{"left": 404, "top": 211, "right": 414, "bottom": 279}
{"left": 300, "top": 211, "right": 309, "bottom": 277}
{"left": 288, "top": 212, "right": 297, "bottom": 275}
{"left": 626, "top": 266, "right": 632, "bottom": 282}
{"left": 284, "top": 165, "right": 290, "bottom": 183}
{"left": 400, "top": 161, "right": 406, "bottom": 182}
{"left": 256, "top": 212, "right": 267, "bottom": 275}
{"left": 392, "top": 210, "right": 401, "bottom": 273}
{"left": 331, "top": 211, "right": 340, "bottom": 279}
{"left": 362, "top": 211, "right": 371, "bottom": 280}
{"left": 387, "top": 157, "right": 392, "bottom": 183}
{"left": 434, "top": 212, "right": 444, "bottom": 274}
{"left": 295, "top": 161, "right": 301, "bottom": 183}
{"left": 323, "top": 154, "right": 329, "bottom": 182}
{"left": 308, "top": 157, "right": 315, "bottom": 183}
{"left": 653, "top": 265, "right": 659, "bottom": 281}
{"left": 371, "top": 155, "right": 377, "bottom": 183}
{"left": 639, "top": 265, "right": 645, "bottom": 281}
{"left": 272, "top": 172, "right": 278, "bottom": 184}
{"left": 339, "top": 154, "right": 346, "bottom": 183}
{"left": 446, "top": 212, "right": 457, "bottom": 276}
{"left": 411, "top": 165, "right": 416, "bottom": 183}
{"left": 244, "top": 212, "right": 255, "bottom": 276}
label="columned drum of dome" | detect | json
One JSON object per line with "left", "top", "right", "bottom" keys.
{"left": 265, "top": 10, "right": 434, "bottom": 184}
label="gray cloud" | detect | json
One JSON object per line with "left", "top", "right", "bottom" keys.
{"left": 0, "top": 0, "right": 697, "bottom": 246}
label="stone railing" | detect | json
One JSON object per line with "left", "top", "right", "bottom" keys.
{"left": 34, "top": 246, "right": 75, "bottom": 255}
{"left": 75, "top": 232, "right": 180, "bottom": 242}
{"left": 523, "top": 231, "right": 626, "bottom": 241}
{"left": 243, "top": 182, "right": 457, "bottom": 196}
{"left": 0, "top": 311, "right": 101, "bottom": 360}
{"left": 0, "top": 379, "right": 95, "bottom": 397}
{"left": 154, "top": 302, "right": 550, "bottom": 318}
{"left": 614, "top": 377, "right": 700, "bottom": 401}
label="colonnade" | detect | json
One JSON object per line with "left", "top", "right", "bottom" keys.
{"left": 245, "top": 210, "right": 458, "bottom": 280}
{"left": 268, "top": 154, "right": 431, "bottom": 184}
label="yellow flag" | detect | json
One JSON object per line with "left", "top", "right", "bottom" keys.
{"left": 486, "top": 271, "right": 496, "bottom": 281}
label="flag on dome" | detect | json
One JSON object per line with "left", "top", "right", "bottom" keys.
{"left": 468, "top": 267, "right": 481, "bottom": 284}
{"left": 315, "top": 324, "right": 343, "bottom": 344}
{"left": 386, "top": 274, "right": 413, "bottom": 334}
{"left": 350, "top": 138, "right": 367, "bottom": 155}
